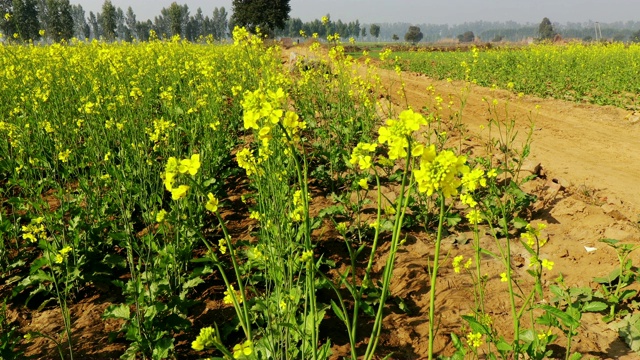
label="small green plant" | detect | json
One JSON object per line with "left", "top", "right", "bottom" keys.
{"left": 594, "top": 239, "right": 640, "bottom": 323}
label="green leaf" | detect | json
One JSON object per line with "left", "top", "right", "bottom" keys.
{"left": 568, "top": 353, "right": 583, "bottom": 360}
{"left": 539, "top": 305, "right": 580, "bottom": 328}
{"left": 582, "top": 301, "right": 608, "bottom": 312}
{"left": 461, "top": 315, "right": 489, "bottom": 335}
{"left": 330, "top": 300, "right": 346, "bottom": 322}
{"left": 594, "top": 268, "right": 621, "bottom": 284}
{"left": 103, "top": 304, "right": 130, "bottom": 320}
{"left": 151, "top": 337, "right": 174, "bottom": 359}
{"left": 621, "top": 289, "right": 637, "bottom": 301}
{"left": 496, "top": 340, "right": 513, "bottom": 351}
{"left": 182, "top": 277, "right": 204, "bottom": 290}
{"left": 612, "top": 313, "right": 640, "bottom": 352}
{"left": 450, "top": 333, "right": 462, "bottom": 350}
{"left": 512, "top": 217, "right": 528, "bottom": 229}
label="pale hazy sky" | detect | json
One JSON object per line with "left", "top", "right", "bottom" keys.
{"left": 76, "top": 0, "right": 640, "bottom": 25}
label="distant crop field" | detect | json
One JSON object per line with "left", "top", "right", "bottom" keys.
{"left": 392, "top": 43, "right": 640, "bottom": 108}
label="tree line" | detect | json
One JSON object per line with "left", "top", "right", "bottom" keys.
{"left": 3, "top": 0, "right": 640, "bottom": 44}
{"left": 0, "top": 0, "right": 229, "bottom": 42}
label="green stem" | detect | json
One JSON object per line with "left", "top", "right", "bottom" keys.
{"left": 428, "top": 194, "right": 447, "bottom": 360}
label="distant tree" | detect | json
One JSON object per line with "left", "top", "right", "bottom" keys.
{"left": 88, "top": 11, "right": 99, "bottom": 38}
{"left": 100, "top": 0, "right": 116, "bottom": 40}
{"left": 457, "top": 30, "right": 475, "bottom": 43}
{"left": 46, "top": 0, "right": 73, "bottom": 41}
{"left": 369, "top": 23, "right": 380, "bottom": 39}
{"left": 492, "top": 34, "right": 503, "bottom": 42}
{"left": 632, "top": 29, "right": 640, "bottom": 43}
{"left": 212, "top": 6, "right": 228, "bottom": 39}
{"left": 404, "top": 25, "right": 423, "bottom": 44}
{"left": 135, "top": 19, "right": 151, "bottom": 41}
{"left": 348, "top": 20, "right": 360, "bottom": 38}
{"left": 168, "top": 2, "right": 183, "bottom": 37}
{"left": 392, "top": 33, "right": 399, "bottom": 41}
{"left": 13, "top": 0, "right": 40, "bottom": 41}
{"left": 538, "top": 17, "right": 555, "bottom": 40}
{"left": 361, "top": 27, "right": 366, "bottom": 38}
{"left": 124, "top": 6, "right": 135, "bottom": 39}
{"left": 231, "top": 0, "right": 290, "bottom": 36}
{"left": 0, "top": 0, "right": 17, "bottom": 39}
{"left": 190, "top": 7, "right": 204, "bottom": 39}
{"left": 115, "top": 6, "right": 125, "bottom": 39}
{"left": 582, "top": 35, "right": 593, "bottom": 42}
{"left": 71, "top": 4, "right": 89, "bottom": 39}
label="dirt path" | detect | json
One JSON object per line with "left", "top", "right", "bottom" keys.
{"left": 376, "top": 66, "right": 640, "bottom": 218}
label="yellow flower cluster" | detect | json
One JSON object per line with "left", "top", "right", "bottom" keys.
{"left": 191, "top": 326, "right": 218, "bottom": 351}
{"left": 232, "top": 340, "right": 253, "bottom": 359}
{"left": 467, "top": 332, "right": 483, "bottom": 348}
{"left": 521, "top": 222, "right": 548, "bottom": 248}
{"left": 55, "top": 246, "right": 73, "bottom": 264}
{"left": 300, "top": 250, "right": 314, "bottom": 263}
{"left": 452, "top": 255, "right": 472, "bottom": 273}
{"left": 162, "top": 154, "right": 200, "bottom": 200}
{"left": 22, "top": 217, "right": 46, "bottom": 243}
{"left": 349, "top": 142, "right": 377, "bottom": 170}
{"left": 413, "top": 146, "right": 468, "bottom": 198}
{"left": 223, "top": 285, "right": 243, "bottom": 305}
{"left": 289, "top": 190, "right": 304, "bottom": 222}
{"left": 377, "top": 109, "right": 429, "bottom": 160}
{"left": 145, "top": 118, "right": 175, "bottom": 150}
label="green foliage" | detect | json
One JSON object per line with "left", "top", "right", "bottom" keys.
{"left": 404, "top": 25, "right": 423, "bottom": 43}
{"left": 538, "top": 17, "right": 555, "bottom": 40}
{"left": 457, "top": 30, "right": 475, "bottom": 43}
{"left": 393, "top": 43, "right": 640, "bottom": 108}
{"left": 100, "top": 0, "right": 116, "bottom": 40}
{"left": 231, "top": 0, "right": 290, "bottom": 36}
{"left": 12, "top": 0, "right": 40, "bottom": 41}
{"left": 369, "top": 23, "right": 380, "bottom": 38}
{"left": 45, "top": 0, "right": 73, "bottom": 42}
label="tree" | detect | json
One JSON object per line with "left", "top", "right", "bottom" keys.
{"left": 115, "top": 6, "right": 125, "bottom": 39}
{"left": 124, "top": 6, "right": 135, "bottom": 39}
{"left": 361, "top": 27, "right": 366, "bottom": 38}
{"left": 404, "top": 25, "right": 423, "bottom": 44}
{"left": 212, "top": 6, "right": 228, "bottom": 39}
{"left": 538, "top": 17, "right": 555, "bottom": 40}
{"left": 369, "top": 23, "right": 380, "bottom": 39}
{"left": 168, "top": 2, "right": 183, "bottom": 37}
{"left": 46, "top": 0, "right": 73, "bottom": 41}
{"left": 88, "top": 11, "right": 100, "bottom": 39}
{"left": 632, "top": 29, "right": 640, "bottom": 43}
{"left": 0, "top": 0, "right": 17, "bottom": 39}
{"left": 71, "top": 4, "right": 89, "bottom": 39}
{"left": 231, "top": 0, "right": 290, "bottom": 36}
{"left": 392, "top": 34, "right": 399, "bottom": 41}
{"left": 13, "top": 0, "right": 40, "bottom": 41}
{"left": 100, "top": 0, "right": 116, "bottom": 40}
{"left": 457, "top": 30, "right": 475, "bottom": 43}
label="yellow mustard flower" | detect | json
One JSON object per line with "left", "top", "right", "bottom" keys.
{"left": 358, "top": 178, "right": 368, "bottom": 190}
{"left": 205, "top": 193, "right": 219, "bottom": 213}
{"left": 171, "top": 185, "right": 190, "bottom": 200}
{"left": 156, "top": 209, "right": 167, "bottom": 223}
{"left": 191, "top": 326, "right": 217, "bottom": 351}
{"left": 232, "top": 340, "right": 253, "bottom": 359}
{"left": 179, "top": 154, "right": 201, "bottom": 176}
